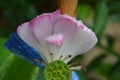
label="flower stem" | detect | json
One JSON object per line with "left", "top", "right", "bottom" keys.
{"left": 58, "top": 0, "right": 78, "bottom": 18}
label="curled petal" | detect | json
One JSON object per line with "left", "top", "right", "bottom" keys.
{"left": 17, "top": 22, "right": 40, "bottom": 50}
{"left": 30, "top": 15, "right": 53, "bottom": 41}
{"left": 30, "top": 9, "right": 61, "bottom": 43}
{"left": 30, "top": 15, "right": 53, "bottom": 63}
{"left": 54, "top": 16, "right": 77, "bottom": 59}
{"left": 54, "top": 14, "right": 97, "bottom": 62}
{"left": 17, "top": 21, "right": 49, "bottom": 63}
{"left": 4, "top": 33, "right": 45, "bottom": 68}
{"left": 29, "top": 10, "right": 61, "bottom": 63}
{"left": 54, "top": 16, "right": 77, "bottom": 41}
{"left": 67, "top": 26, "right": 97, "bottom": 61}
{"left": 17, "top": 22, "right": 48, "bottom": 63}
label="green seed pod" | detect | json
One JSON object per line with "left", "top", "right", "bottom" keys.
{"left": 44, "top": 60, "right": 70, "bottom": 80}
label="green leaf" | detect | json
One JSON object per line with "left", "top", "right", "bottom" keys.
{"left": 74, "top": 70, "right": 86, "bottom": 80}
{"left": 106, "top": 35, "right": 115, "bottom": 49}
{"left": 96, "top": 62, "right": 112, "bottom": 77}
{"left": 108, "top": 2, "right": 120, "bottom": 21}
{"left": 2, "top": 56, "right": 38, "bottom": 80}
{"left": 26, "top": 5, "right": 37, "bottom": 20}
{"left": 92, "top": 1, "right": 108, "bottom": 39}
{"left": 0, "top": 55, "right": 13, "bottom": 80}
{"left": 35, "top": 69, "right": 45, "bottom": 80}
{"left": 108, "top": 60, "right": 120, "bottom": 80}
{"left": 0, "top": 28, "right": 10, "bottom": 37}
{"left": 0, "top": 0, "right": 37, "bottom": 30}
{"left": 87, "top": 53, "right": 107, "bottom": 72}
{"left": 0, "top": 38, "right": 11, "bottom": 65}
{"left": 0, "top": 38, "right": 13, "bottom": 79}
{"left": 109, "top": 2, "right": 120, "bottom": 13}
{"left": 77, "top": 4, "right": 91, "bottom": 21}
{"left": 0, "top": 37, "right": 39, "bottom": 80}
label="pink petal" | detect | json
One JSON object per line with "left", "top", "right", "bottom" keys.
{"left": 30, "top": 14, "right": 53, "bottom": 60}
{"left": 30, "top": 10, "right": 61, "bottom": 43}
{"left": 17, "top": 22, "right": 39, "bottom": 49}
{"left": 53, "top": 15, "right": 97, "bottom": 62}
{"left": 30, "top": 15, "right": 52, "bottom": 41}
{"left": 28, "top": 10, "right": 61, "bottom": 63}
{"left": 45, "top": 34, "right": 64, "bottom": 46}
{"left": 54, "top": 16, "right": 78, "bottom": 42}
{"left": 17, "top": 22, "right": 49, "bottom": 63}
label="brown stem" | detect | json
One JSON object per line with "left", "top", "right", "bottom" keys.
{"left": 58, "top": 0, "right": 78, "bottom": 18}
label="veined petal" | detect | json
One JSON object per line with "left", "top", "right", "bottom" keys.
{"left": 17, "top": 22, "right": 39, "bottom": 49}
{"left": 54, "top": 17, "right": 77, "bottom": 40}
{"left": 30, "top": 14, "right": 53, "bottom": 41}
{"left": 30, "top": 10, "right": 62, "bottom": 63}
{"left": 66, "top": 26, "right": 97, "bottom": 63}
{"left": 17, "top": 22, "right": 48, "bottom": 63}
{"left": 54, "top": 16, "right": 78, "bottom": 59}
{"left": 17, "top": 10, "right": 62, "bottom": 63}
{"left": 4, "top": 33, "right": 45, "bottom": 68}
{"left": 30, "top": 10, "right": 61, "bottom": 42}
{"left": 47, "top": 9, "right": 61, "bottom": 24}
{"left": 54, "top": 15, "right": 97, "bottom": 62}
{"left": 30, "top": 14, "right": 54, "bottom": 63}
{"left": 45, "top": 34, "right": 64, "bottom": 61}
{"left": 64, "top": 27, "right": 97, "bottom": 63}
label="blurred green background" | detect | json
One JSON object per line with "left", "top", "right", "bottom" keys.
{"left": 0, "top": 0, "right": 120, "bottom": 80}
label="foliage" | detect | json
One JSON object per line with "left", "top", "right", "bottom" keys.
{"left": 0, "top": 0, "right": 120, "bottom": 80}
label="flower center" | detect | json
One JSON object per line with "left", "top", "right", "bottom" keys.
{"left": 44, "top": 60, "right": 70, "bottom": 80}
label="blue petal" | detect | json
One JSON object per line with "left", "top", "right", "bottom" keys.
{"left": 4, "top": 33, "right": 45, "bottom": 68}
{"left": 71, "top": 71, "right": 80, "bottom": 80}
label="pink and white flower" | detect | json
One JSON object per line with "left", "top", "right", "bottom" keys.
{"left": 17, "top": 10, "right": 97, "bottom": 64}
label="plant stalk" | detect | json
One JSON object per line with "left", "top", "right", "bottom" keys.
{"left": 58, "top": 0, "right": 78, "bottom": 18}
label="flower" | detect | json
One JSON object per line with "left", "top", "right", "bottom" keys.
{"left": 17, "top": 10, "right": 97, "bottom": 64}
{"left": 5, "top": 10, "right": 97, "bottom": 80}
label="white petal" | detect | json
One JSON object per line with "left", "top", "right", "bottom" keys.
{"left": 46, "top": 43, "right": 61, "bottom": 61}
{"left": 53, "top": 17, "right": 78, "bottom": 59}
{"left": 45, "top": 34, "right": 64, "bottom": 61}
{"left": 17, "top": 22, "right": 48, "bottom": 63}
{"left": 30, "top": 10, "right": 61, "bottom": 63}
{"left": 55, "top": 21, "right": 97, "bottom": 63}
{"left": 17, "top": 22, "right": 39, "bottom": 50}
